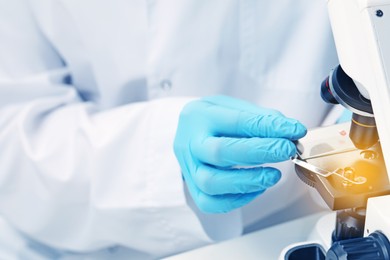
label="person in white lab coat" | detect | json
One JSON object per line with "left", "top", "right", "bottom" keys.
{"left": 0, "top": 0, "right": 338, "bottom": 259}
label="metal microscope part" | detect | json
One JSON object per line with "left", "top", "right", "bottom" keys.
{"left": 302, "top": 147, "right": 358, "bottom": 160}
{"left": 291, "top": 157, "right": 366, "bottom": 185}
{"left": 294, "top": 123, "right": 390, "bottom": 210}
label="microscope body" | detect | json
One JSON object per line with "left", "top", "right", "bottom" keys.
{"left": 283, "top": 1, "right": 390, "bottom": 258}
{"left": 328, "top": 0, "right": 390, "bottom": 168}
{"left": 327, "top": 0, "right": 390, "bottom": 242}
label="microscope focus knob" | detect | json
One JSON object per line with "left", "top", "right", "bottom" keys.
{"left": 332, "top": 209, "right": 365, "bottom": 242}
{"left": 326, "top": 232, "right": 390, "bottom": 260}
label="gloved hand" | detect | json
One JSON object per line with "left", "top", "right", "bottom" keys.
{"left": 173, "top": 95, "right": 307, "bottom": 213}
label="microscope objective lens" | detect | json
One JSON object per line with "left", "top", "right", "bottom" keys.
{"left": 360, "top": 150, "right": 377, "bottom": 160}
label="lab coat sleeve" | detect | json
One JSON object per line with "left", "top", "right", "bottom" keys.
{"left": 0, "top": 1, "right": 214, "bottom": 257}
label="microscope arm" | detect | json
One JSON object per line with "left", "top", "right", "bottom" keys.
{"left": 327, "top": 0, "right": 390, "bottom": 242}
{"left": 327, "top": 0, "right": 390, "bottom": 176}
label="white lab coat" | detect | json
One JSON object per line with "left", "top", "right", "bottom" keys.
{"left": 0, "top": 0, "right": 338, "bottom": 259}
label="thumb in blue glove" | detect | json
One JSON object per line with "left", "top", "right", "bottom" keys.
{"left": 173, "top": 95, "right": 307, "bottom": 213}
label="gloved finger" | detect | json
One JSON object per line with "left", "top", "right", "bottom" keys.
{"left": 201, "top": 95, "right": 283, "bottom": 116}
{"left": 192, "top": 136, "right": 296, "bottom": 167}
{"left": 200, "top": 103, "right": 306, "bottom": 140}
{"left": 235, "top": 111, "right": 307, "bottom": 140}
{"left": 185, "top": 175, "right": 265, "bottom": 213}
{"left": 201, "top": 95, "right": 305, "bottom": 139}
{"left": 192, "top": 164, "right": 281, "bottom": 195}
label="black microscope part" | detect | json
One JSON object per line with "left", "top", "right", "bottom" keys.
{"left": 320, "top": 65, "right": 373, "bottom": 114}
{"left": 327, "top": 231, "right": 390, "bottom": 260}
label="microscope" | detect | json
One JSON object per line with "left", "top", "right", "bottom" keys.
{"left": 284, "top": 0, "right": 390, "bottom": 259}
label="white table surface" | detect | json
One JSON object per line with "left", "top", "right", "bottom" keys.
{"left": 164, "top": 212, "right": 328, "bottom": 260}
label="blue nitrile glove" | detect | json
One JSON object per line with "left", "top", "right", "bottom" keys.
{"left": 173, "top": 95, "right": 307, "bottom": 213}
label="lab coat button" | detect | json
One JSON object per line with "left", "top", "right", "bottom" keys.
{"left": 160, "top": 79, "right": 172, "bottom": 90}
